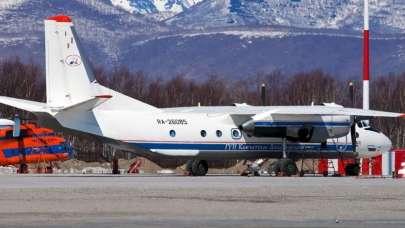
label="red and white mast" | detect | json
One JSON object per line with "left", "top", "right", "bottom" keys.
{"left": 363, "top": 0, "right": 370, "bottom": 110}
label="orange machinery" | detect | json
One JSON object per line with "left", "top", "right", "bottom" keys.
{"left": 0, "top": 122, "right": 72, "bottom": 167}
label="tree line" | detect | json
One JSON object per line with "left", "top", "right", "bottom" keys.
{"left": 0, "top": 57, "right": 404, "bottom": 161}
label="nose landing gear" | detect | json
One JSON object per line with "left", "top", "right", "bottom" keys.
{"left": 345, "top": 160, "right": 360, "bottom": 176}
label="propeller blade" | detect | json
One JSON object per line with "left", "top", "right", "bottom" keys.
{"left": 351, "top": 118, "right": 357, "bottom": 153}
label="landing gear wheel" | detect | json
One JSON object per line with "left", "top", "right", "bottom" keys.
{"left": 299, "top": 170, "right": 305, "bottom": 177}
{"left": 268, "top": 161, "right": 281, "bottom": 176}
{"left": 280, "top": 159, "right": 298, "bottom": 176}
{"left": 188, "top": 160, "right": 208, "bottom": 176}
{"left": 345, "top": 163, "right": 360, "bottom": 176}
{"left": 186, "top": 160, "right": 193, "bottom": 174}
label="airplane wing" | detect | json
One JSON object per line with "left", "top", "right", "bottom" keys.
{"left": 165, "top": 105, "right": 404, "bottom": 118}
{"left": 237, "top": 105, "right": 403, "bottom": 141}
{"left": 0, "top": 96, "right": 47, "bottom": 113}
{"left": 259, "top": 106, "right": 405, "bottom": 118}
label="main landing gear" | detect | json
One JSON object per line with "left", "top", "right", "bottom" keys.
{"left": 186, "top": 160, "right": 208, "bottom": 176}
{"left": 271, "top": 159, "right": 298, "bottom": 176}
{"left": 269, "top": 138, "right": 298, "bottom": 176}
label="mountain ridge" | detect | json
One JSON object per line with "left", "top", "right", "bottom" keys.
{"left": 0, "top": 0, "right": 404, "bottom": 79}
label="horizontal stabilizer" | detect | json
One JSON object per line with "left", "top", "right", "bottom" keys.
{"left": 61, "top": 95, "right": 112, "bottom": 112}
{"left": 0, "top": 96, "right": 47, "bottom": 113}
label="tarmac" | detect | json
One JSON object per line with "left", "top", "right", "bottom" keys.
{"left": 0, "top": 175, "right": 405, "bottom": 228}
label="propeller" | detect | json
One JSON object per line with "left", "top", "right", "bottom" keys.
{"left": 350, "top": 117, "right": 357, "bottom": 153}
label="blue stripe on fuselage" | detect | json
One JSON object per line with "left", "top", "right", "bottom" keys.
{"left": 254, "top": 121, "right": 350, "bottom": 127}
{"left": 128, "top": 142, "right": 353, "bottom": 152}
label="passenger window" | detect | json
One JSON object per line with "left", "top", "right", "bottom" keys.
{"left": 231, "top": 128, "right": 242, "bottom": 139}
{"left": 169, "top": 130, "right": 176, "bottom": 137}
{"left": 216, "top": 130, "right": 222, "bottom": 138}
{"left": 200, "top": 130, "right": 207, "bottom": 137}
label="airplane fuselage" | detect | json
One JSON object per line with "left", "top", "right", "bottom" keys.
{"left": 87, "top": 106, "right": 391, "bottom": 161}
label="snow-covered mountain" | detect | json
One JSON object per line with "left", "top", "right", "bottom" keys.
{"left": 167, "top": 0, "right": 405, "bottom": 33}
{"left": 0, "top": 0, "right": 166, "bottom": 64}
{"left": 0, "top": 0, "right": 405, "bottom": 80}
{"left": 2, "top": 0, "right": 405, "bottom": 33}
{"left": 111, "top": 0, "right": 203, "bottom": 19}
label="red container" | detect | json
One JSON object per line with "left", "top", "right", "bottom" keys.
{"left": 394, "top": 150, "right": 405, "bottom": 177}
{"left": 318, "top": 159, "right": 328, "bottom": 174}
{"left": 371, "top": 155, "right": 382, "bottom": 176}
{"left": 361, "top": 158, "right": 370, "bottom": 176}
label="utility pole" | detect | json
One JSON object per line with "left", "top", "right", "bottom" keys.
{"left": 260, "top": 83, "right": 266, "bottom": 106}
{"left": 363, "top": 0, "right": 370, "bottom": 111}
{"left": 349, "top": 81, "right": 355, "bottom": 107}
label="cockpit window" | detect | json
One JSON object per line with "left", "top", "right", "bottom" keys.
{"left": 364, "top": 127, "right": 381, "bottom": 133}
{"left": 357, "top": 121, "right": 371, "bottom": 129}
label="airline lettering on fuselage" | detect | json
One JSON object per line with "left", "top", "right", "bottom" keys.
{"left": 225, "top": 144, "right": 270, "bottom": 151}
{"left": 156, "top": 119, "right": 188, "bottom": 125}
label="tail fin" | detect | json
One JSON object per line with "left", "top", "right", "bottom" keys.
{"left": 45, "top": 15, "right": 95, "bottom": 108}
{"left": 44, "top": 15, "right": 157, "bottom": 112}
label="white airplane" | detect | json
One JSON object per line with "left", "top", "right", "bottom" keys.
{"left": 0, "top": 15, "right": 402, "bottom": 176}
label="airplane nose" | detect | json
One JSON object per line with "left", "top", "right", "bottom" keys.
{"left": 357, "top": 128, "right": 393, "bottom": 158}
{"left": 380, "top": 133, "right": 393, "bottom": 153}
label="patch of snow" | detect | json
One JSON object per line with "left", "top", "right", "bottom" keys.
{"left": 0, "top": 0, "right": 27, "bottom": 10}
{"left": 110, "top": 0, "right": 204, "bottom": 20}
{"left": 110, "top": 0, "right": 135, "bottom": 13}
{"left": 0, "top": 0, "right": 27, "bottom": 16}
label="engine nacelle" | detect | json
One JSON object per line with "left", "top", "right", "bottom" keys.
{"left": 241, "top": 115, "right": 351, "bottom": 143}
